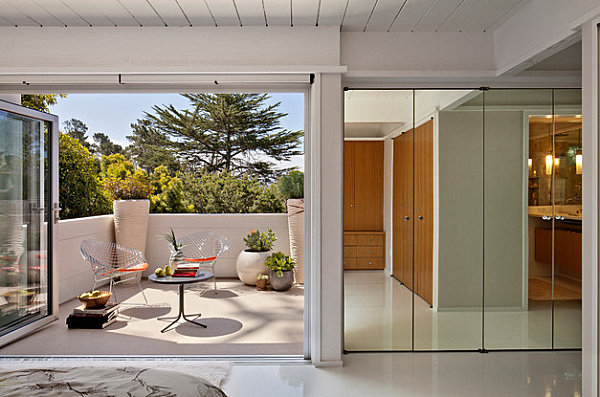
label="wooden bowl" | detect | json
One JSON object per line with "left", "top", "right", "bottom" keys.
{"left": 77, "top": 291, "right": 112, "bottom": 309}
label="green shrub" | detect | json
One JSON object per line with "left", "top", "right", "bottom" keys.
{"left": 104, "top": 170, "right": 154, "bottom": 200}
{"left": 243, "top": 228, "right": 276, "bottom": 252}
{"left": 264, "top": 251, "right": 295, "bottom": 277}
{"left": 149, "top": 166, "right": 194, "bottom": 213}
{"left": 278, "top": 171, "right": 304, "bottom": 199}
{"left": 58, "top": 132, "right": 111, "bottom": 219}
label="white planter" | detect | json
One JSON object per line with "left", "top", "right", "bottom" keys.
{"left": 236, "top": 250, "right": 271, "bottom": 285}
{"left": 287, "top": 198, "right": 305, "bottom": 284}
{"left": 113, "top": 200, "right": 150, "bottom": 282}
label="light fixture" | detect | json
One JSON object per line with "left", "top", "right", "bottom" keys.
{"left": 576, "top": 154, "right": 583, "bottom": 174}
{"left": 528, "top": 158, "right": 532, "bottom": 175}
{"left": 554, "top": 157, "right": 560, "bottom": 169}
{"left": 546, "top": 154, "right": 553, "bottom": 175}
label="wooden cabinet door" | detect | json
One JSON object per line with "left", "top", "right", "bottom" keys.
{"left": 393, "top": 131, "right": 414, "bottom": 289}
{"left": 414, "top": 120, "right": 434, "bottom": 305}
{"left": 344, "top": 142, "right": 356, "bottom": 231}
{"left": 354, "top": 141, "right": 384, "bottom": 231}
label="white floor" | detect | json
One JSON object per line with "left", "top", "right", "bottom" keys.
{"left": 222, "top": 351, "right": 582, "bottom": 397}
{"left": 344, "top": 271, "right": 582, "bottom": 350}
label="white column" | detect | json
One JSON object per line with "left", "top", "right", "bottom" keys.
{"left": 310, "top": 73, "right": 344, "bottom": 366}
{"left": 0, "top": 94, "right": 21, "bottom": 104}
{"left": 582, "top": 17, "right": 600, "bottom": 397}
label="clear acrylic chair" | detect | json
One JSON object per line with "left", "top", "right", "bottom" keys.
{"left": 178, "top": 232, "right": 232, "bottom": 292}
{"left": 80, "top": 239, "right": 149, "bottom": 305}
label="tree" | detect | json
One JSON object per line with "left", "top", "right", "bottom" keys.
{"left": 58, "top": 132, "right": 111, "bottom": 219}
{"left": 92, "top": 132, "right": 123, "bottom": 156}
{"left": 146, "top": 93, "right": 303, "bottom": 182}
{"left": 149, "top": 166, "right": 193, "bottom": 213}
{"left": 63, "top": 118, "right": 91, "bottom": 149}
{"left": 126, "top": 119, "right": 180, "bottom": 173}
{"left": 21, "top": 94, "right": 67, "bottom": 112}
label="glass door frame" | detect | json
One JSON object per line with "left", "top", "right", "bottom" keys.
{"left": 0, "top": 98, "right": 59, "bottom": 347}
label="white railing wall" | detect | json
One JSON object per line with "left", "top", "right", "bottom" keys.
{"left": 56, "top": 213, "right": 290, "bottom": 304}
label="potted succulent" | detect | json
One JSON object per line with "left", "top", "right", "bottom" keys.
{"left": 236, "top": 228, "right": 276, "bottom": 285}
{"left": 256, "top": 274, "right": 269, "bottom": 291}
{"left": 161, "top": 228, "right": 184, "bottom": 271}
{"left": 264, "top": 252, "right": 295, "bottom": 291}
{"left": 278, "top": 171, "right": 304, "bottom": 284}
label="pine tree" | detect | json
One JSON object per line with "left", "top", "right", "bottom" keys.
{"left": 145, "top": 93, "right": 303, "bottom": 181}
{"left": 126, "top": 119, "right": 180, "bottom": 173}
{"left": 63, "top": 118, "right": 91, "bottom": 150}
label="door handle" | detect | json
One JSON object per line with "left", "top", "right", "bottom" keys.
{"left": 404, "top": 216, "right": 410, "bottom": 221}
{"left": 52, "top": 203, "right": 62, "bottom": 224}
{"left": 417, "top": 216, "right": 424, "bottom": 221}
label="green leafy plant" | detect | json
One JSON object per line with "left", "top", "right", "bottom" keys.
{"left": 243, "top": 228, "right": 276, "bottom": 252}
{"left": 149, "top": 166, "right": 194, "bottom": 213}
{"left": 264, "top": 251, "right": 295, "bottom": 278}
{"left": 104, "top": 170, "right": 154, "bottom": 200}
{"left": 161, "top": 228, "right": 182, "bottom": 252}
{"left": 278, "top": 171, "right": 304, "bottom": 199}
{"left": 257, "top": 274, "right": 270, "bottom": 280}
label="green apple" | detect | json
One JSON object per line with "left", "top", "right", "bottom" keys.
{"left": 154, "top": 267, "right": 163, "bottom": 276}
{"left": 164, "top": 265, "right": 173, "bottom": 276}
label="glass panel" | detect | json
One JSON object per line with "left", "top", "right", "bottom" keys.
{"left": 343, "top": 89, "right": 413, "bottom": 350}
{"left": 553, "top": 88, "right": 582, "bottom": 349}
{"left": 0, "top": 110, "right": 48, "bottom": 335}
{"left": 483, "top": 89, "right": 553, "bottom": 349}
{"left": 414, "top": 90, "right": 483, "bottom": 350}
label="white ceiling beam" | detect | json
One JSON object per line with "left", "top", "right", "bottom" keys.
{"left": 364, "top": 0, "right": 406, "bottom": 32}
{"left": 412, "top": 0, "right": 462, "bottom": 32}
{"left": 116, "top": 0, "right": 165, "bottom": 26}
{"left": 263, "top": 0, "right": 291, "bottom": 26}
{"left": 205, "top": 0, "right": 240, "bottom": 26}
{"left": 439, "top": 0, "right": 521, "bottom": 33}
{"left": 0, "top": 0, "right": 43, "bottom": 26}
{"left": 61, "top": 0, "right": 117, "bottom": 26}
{"left": 292, "top": 0, "right": 319, "bottom": 27}
{"left": 388, "top": 0, "right": 435, "bottom": 32}
{"left": 177, "top": 0, "right": 214, "bottom": 26}
{"left": 341, "top": 0, "right": 376, "bottom": 32}
{"left": 317, "top": 0, "right": 347, "bottom": 27}
{"left": 146, "top": 0, "right": 190, "bottom": 27}
{"left": 86, "top": 0, "right": 140, "bottom": 26}
{"left": 233, "top": 0, "right": 265, "bottom": 27}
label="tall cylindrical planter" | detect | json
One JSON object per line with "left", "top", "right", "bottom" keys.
{"left": 113, "top": 199, "right": 150, "bottom": 283}
{"left": 287, "top": 198, "right": 304, "bottom": 284}
{"left": 236, "top": 250, "right": 271, "bottom": 286}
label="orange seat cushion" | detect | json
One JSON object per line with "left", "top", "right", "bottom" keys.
{"left": 184, "top": 256, "right": 217, "bottom": 263}
{"left": 118, "top": 262, "right": 149, "bottom": 272}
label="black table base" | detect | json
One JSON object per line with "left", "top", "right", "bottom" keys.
{"left": 158, "top": 284, "right": 207, "bottom": 333}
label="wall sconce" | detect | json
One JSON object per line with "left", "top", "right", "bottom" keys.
{"left": 554, "top": 157, "right": 560, "bottom": 170}
{"left": 576, "top": 153, "right": 583, "bottom": 175}
{"left": 528, "top": 158, "right": 532, "bottom": 175}
{"left": 546, "top": 154, "right": 553, "bottom": 175}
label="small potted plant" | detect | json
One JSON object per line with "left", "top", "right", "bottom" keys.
{"left": 161, "top": 228, "right": 183, "bottom": 273}
{"left": 264, "top": 252, "right": 295, "bottom": 291}
{"left": 235, "top": 228, "right": 276, "bottom": 285}
{"left": 256, "top": 274, "right": 269, "bottom": 291}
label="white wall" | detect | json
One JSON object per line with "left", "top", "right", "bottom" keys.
{"left": 144, "top": 214, "right": 289, "bottom": 277}
{"left": 56, "top": 215, "right": 115, "bottom": 304}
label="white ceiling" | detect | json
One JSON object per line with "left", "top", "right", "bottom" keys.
{"left": 0, "top": 0, "right": 526, "bottom": 32}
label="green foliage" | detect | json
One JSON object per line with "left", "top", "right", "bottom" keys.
{"left": 63, "top": 118, "right": 92, "bottom": 150}
{"left": 126, "top": 119, "right": 180, "bottom": 173}
{"left": 58, "top": 132, "right": 111, "bottom": 219}
{"left": 93, "top": 132, "right": 123, "bottom": 156}
{"left": 21, "top": 94, "right": 67, "bottom": 112}
{"left": 181, "top": 171, "right": 285, "bottom": 214}
{"left": 100, "top": 154, "right": 135, "bottom": 179}
{"left": 104, "top": 170, "right": 154, "bottom": 200}
{"left": 145, "top": 93, "right": 303, "bottom": 182}
{"left": 243, "top": 228, "right": 277, "bottom": 252}
{"left": 149, "top": 166, "right": 194, "bottom": 213}
{"left": 264, "top": 251, "right": 295, "bottom": 277}
{"left": 278, "top": 170, "right": 304, "bottom": 199}
{"left": 161, "top": 228, "right": 182, "bottom": 252}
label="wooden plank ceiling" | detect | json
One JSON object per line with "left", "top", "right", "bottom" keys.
{"left": 0, "top": 0, "right": 524, "bottom": 32}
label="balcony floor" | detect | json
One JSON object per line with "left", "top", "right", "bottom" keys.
{"left": 0, "top": 278, "right": 304, "bottom": 356}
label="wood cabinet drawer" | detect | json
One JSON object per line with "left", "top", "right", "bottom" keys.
{"left": 344, "top": 257, "right": 356, "bottom": 269}
{"left": 356, "top": 257, "right": 385, "bottom": 269}
{"left": 357, "top": 246, "right": 383, "bottom": 257}
{"left": 344, "top": 246, "right": 357, "bottom": 257}
{"left": 344, "top": 234, "right": 357, "bottom": 246}
{"left": 356, "top": 234, "right": 384, "bottom": 246}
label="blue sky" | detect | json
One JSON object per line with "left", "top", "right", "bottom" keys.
{"left": 49, "top": 92, "right": 305, "bottom": 170}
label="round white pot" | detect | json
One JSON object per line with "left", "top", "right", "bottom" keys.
{"left": 236, "top": 250, "right": 271, "bottom": 285}
{"left": 287, "top": 198, "right": 305, "bottom": 284}
{"left": 113, "top": 199, "right": 150, "bottom": 283}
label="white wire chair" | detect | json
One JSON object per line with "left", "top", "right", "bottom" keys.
{"left": 80, "top": 239, "right": 149, "bottom": 305}
{"left": 178, "top": 232, "right": 232, "bottom": 292}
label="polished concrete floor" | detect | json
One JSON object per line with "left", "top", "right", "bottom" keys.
{"left": 223, "top": 351, "right": 582, "bottom": 397}
{"left": 0, "top": 278, "right": 304, "bottom": 356}
{"left": 344, "top": 271, "right": 582, "bottom": 351}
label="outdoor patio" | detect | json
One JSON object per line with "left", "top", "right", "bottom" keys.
{"left": 0, "top": 277, "right": 304, "bottom": 356}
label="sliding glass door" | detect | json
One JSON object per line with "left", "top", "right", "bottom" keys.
{"left": 0, "top": 99, "right": 58, "bottom": 345}
{"left": 343, "top": 88, "right": 582, "bottom": 352}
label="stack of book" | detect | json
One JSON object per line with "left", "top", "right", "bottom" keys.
{"left": 172, "top": 264, "right": 199, "bottom": 277}
{"left": 66, "top": 302, "right": 119, "bottom": 329}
